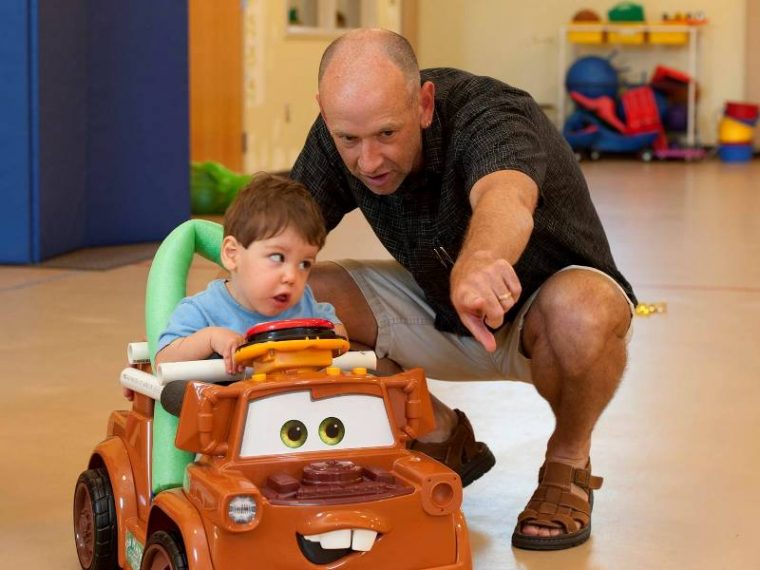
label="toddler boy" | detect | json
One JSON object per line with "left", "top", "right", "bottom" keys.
{"left": 156, "top": 173, "right": 346, "bottom": 374}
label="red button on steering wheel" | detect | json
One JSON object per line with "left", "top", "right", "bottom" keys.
{"left": 244, "top": 318, "right": 337, "bottom": 345}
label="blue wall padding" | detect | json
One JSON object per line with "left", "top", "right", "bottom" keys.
{"left": 0, "top": 0, "right": 190, "bottom": 263}
{"left": 85, "top": 1, "right": 190, "bottom": 248}
{"left": 0, "top": 1, "right": 33, "bottom": 263}
{"left": 37, "top": 0, "right": 88, "bottom": 259}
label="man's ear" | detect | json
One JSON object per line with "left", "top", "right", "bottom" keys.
{"left": 220, "top": 235, "right": 240, "bottom": 272}
{"left": 419, "top": 81, "right": 436, "bottom": 127}
{"left": 316, "top": 93, "right": 328, "bottom": 123}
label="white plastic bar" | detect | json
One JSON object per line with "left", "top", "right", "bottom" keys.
{"left": 333, "top": 350, "right": 377, "bottom": 371}
{"left": 120, "top": 367, "right": 163, "bottom": 400}
{"left": 152, "top": 350, "right": 378, "bottom": 384}
{"left": 127, "top": 342, "right": 150, "bottom": 364}
{"left": 157, "top": 360, "right": 247, "bottom": 384}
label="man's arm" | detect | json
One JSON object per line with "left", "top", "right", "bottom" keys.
{"left": 449, "top": 169, "right": 538, "bottom": 351}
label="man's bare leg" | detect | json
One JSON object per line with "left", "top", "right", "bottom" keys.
{"left": 518, "top": 269, "right": 631, "bottom": 537}
{"left": 308, "top": 261, "right": 459, "bottom": 442}
{"left": 308, "top": 262, "right": 378, "bottom": 347}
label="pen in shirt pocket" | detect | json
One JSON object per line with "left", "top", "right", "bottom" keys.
{"left": 433, "top": 244, "right": 455, "bottom": 269}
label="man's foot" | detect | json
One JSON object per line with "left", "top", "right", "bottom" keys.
{"left": 511, "top": 459, "right": 603, "bottom": 550}
{"left": 408, "top": 409, "right": 495, "bottom": 487}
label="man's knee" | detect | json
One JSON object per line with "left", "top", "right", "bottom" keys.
{"left": 524, "top": 270, "right": 631, "bottom": 368}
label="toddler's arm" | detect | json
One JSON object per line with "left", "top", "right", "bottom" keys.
{"left": 156, "top": 327, "right": 246, "bottom": 374}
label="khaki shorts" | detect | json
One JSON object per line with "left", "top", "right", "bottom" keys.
{"left": 334, "top": 259, "right": 634, "bottom": 383}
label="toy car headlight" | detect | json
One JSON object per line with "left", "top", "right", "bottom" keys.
{"left": 228, "top": 495, "right": 257, "bottom": 525}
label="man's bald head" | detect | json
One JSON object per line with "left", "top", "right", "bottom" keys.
{"left": 318, "top": 28, "right": 420, "bottom": 97}
{"left": 315, "top": 28, "right": 435, "bottom": 196}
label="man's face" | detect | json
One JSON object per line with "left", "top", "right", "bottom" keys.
{"left": 318, "top": 67, "right": 434, "bottom": 196}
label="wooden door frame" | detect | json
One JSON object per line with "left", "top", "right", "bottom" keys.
{"left": 189, "top": 0, "right": 244, "bottom": 172}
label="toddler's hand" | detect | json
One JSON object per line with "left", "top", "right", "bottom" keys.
{"left": 211, "top": 329, "right": 246, "bottom": 375}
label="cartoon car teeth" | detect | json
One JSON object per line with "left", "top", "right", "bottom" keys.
{"left": 299, "top": 528, "right": 378, "bottom": 560}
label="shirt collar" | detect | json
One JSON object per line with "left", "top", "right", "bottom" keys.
{"left": 396, "top": 108, "right": 443, "bottom": 195}
{"left": 422, "top": 107, "right": 444, "bottom": 176}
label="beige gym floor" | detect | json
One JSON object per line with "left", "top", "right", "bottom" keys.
{"left": 1, "top": 159, "right": 758, "bottom": 569}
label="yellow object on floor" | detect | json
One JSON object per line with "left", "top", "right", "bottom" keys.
{"left": 718, "top": 116, "right": 755, "bottom": 144}
{"left": 635, "top": 302, "right": 667, "bottom": 316}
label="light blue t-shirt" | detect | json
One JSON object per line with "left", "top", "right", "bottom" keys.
{"left": 157, "top": 279, "right": 340, "bottom": 354}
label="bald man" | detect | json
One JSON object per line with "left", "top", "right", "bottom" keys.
{"left": 291, "top": 28, "right": 635, "bottom": 551}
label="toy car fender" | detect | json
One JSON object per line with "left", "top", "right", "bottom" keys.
{"left": 88, "top": 434, "right": 137, "bottom": 569}
{"left": 148, "top": 489, "right": 213, "bottom": 570}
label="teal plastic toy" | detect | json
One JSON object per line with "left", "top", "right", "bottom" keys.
{"left": 145, "top": 219, "right": 224, "bottom": 493}
{"left": 190, "top": 161, "right": 251, "bottom": 215}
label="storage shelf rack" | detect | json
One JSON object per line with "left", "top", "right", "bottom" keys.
{"left": 558, "top": 23, "right": 704, "bottom": 148}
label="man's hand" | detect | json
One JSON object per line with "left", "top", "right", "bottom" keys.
{"left": 450, "top": 170, "right": 536, "bottom": 351}
{"left": 450, "top": 250, "right": 522, "bottom": 352}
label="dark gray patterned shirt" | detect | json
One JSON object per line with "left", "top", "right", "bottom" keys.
{"left": 291, "top": 68, "right": 636, "bottom": 335}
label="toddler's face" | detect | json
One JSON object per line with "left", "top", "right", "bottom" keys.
{"left": 226, "top": 225, "right": 318, "bottom": 316}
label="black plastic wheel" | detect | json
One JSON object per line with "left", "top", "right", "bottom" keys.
{"left": 141, "top": 530, "right": 188, "bottom": 570}
{"left": 73, "top": 468, "right": 118, "bottom": 570}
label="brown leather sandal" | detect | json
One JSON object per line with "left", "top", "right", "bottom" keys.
{"left": 408, "top": 409, "right": 495, "bottom": 487}
{"left": 511, "top": 460, "right": 603, "bottom": 550}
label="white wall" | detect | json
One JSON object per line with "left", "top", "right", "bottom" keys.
{"left": 746, "top": 0, "right": 760, "bottom": 146}
{"left": 416, "top": 0, "right": 747, "bottom": 145}
{"left": 243, "top": 0, "right": 747, "bottom": 169}
{"left": 243, "top": 0, "right": 401, "bottom": 172}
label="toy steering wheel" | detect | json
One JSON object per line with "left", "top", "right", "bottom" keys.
{"left": 234, "top": 319, "right": 349, "bottom": 371}
{"left": 243, "top": 318, "right": 342, "bottom": 345}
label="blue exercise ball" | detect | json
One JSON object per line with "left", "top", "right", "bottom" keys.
{"left": 565, "top": 56, "right": 619, "bottom": 99}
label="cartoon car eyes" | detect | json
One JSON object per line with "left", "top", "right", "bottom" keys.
{"left": 280, "top": 419, "right": 309, "bottom": 448}
{"left": 318, "top": 416, "right": 345, "bottom": 445}
{"left": 240, "top": 391, "right": 396, "bottom": 458}
{"left": 279, "top": 417, "right": 346, "bottom": 448}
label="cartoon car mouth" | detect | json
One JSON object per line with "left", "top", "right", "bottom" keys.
{"left": 297, "top": 529, "right": 379, "bottom": 564}
{"left": 266, "top": 461, "right": 407, "bottom": 564}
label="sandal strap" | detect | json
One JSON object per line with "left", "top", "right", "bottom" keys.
{"left": 408, "top": 409, "right": 481, "bottom": 471}
{"left": 518, "top": 505, "right": 587, "bottom": 534}
{"left": 537, "top": 461, "right": 603, "bottom": 491}
{"left": 518, "top": 460, "right": 602, "bottom": 534}
{"left": 517, "top": 508, "right": 591, "bottom": 534}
